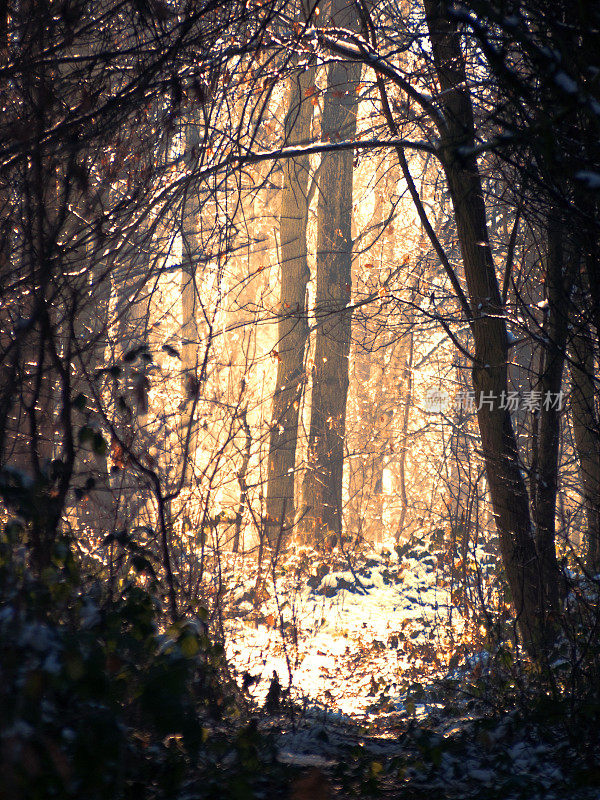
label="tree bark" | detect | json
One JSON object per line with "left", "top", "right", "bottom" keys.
{"left": 301, "top": 0, "right": 361, "bottom": 543}
{"left": 396, "top": 331, "right": 414, "bottom": 543}
{"left": 180, "top": 118, "right": 204, "bottom": 484}
{"left": 347, "top": 156, "right": 398, "bottom": 545}
{"left": 73, "top": 227, "right": 116, "bottom": 538}
{"left": 532, "top": 214, "right": 573, "bottom": 608}
{"left": 569, "top": 312, "right": 600, "bottom": 571}
{"left": 265, "top": 63, "right": 315, "bottom": 540}
{"left": 424, "top": 0, "right": 552, "bottom": 652}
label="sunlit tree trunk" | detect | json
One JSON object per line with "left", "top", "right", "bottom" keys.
{"left": 346, "top": 160, "right": 385, "bottom": 544}
{"left": 233, "top": 406, "right": 251, "bottom": 552}
{"left": 111, "top": 222, "right": 153, "bottom": 528}
{"left": 347, "top": 349, "right": 383, "bottom": 544}
{"left": 181, "top": 119, "right": 204, "bottom": 484}
{"left": 395, "top": 331, "right": 414, "bottom": 543}
{"left": 569, "top": 313, "right": 600, "bottom": 571}
{"left": 347, "top": 155, "right": 401, "bottom": 546}
{"left": 265, "top": 60, "right": 316, "bottom": 541}
{"left": 301, "top": 0, "right": 361, "bottom": 544}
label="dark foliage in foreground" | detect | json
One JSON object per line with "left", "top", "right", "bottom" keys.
{"left": 0, "top": 522, "right": 291, "bottom": 800}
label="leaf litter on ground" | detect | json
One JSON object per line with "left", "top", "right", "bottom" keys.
{"left": 210, "top": 535, "right": 600, "bottom": 797}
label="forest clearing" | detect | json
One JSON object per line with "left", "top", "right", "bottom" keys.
{"left": 1, "top": 0, "right": 600, "bottom": 797}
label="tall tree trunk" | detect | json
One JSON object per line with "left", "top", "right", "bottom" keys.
{"left": 233, "top": 406, "right": 252, "bottom": 553}
{"left": 347, "top": 157, "right": 388, "bottom": 544}
{"left": 4, "top": 1, "right": 64, "bottom": 571}
{"left": 532, "top": 214, "right": 573, "bottom": 608}
{"left": 569, "top": 312, "right": 600, "bottom": 571}
{"left": 347, "top": 154, "right": 403, "bottom": 546}
{"left": 73, "top": 215, "right": 116, "bottom": 538}
{"left": 110, "top": 223, "right": 153, "bottom": 530}
{"left": 396, "top": 331, "right": 414, "bottom": 543}
{"left": 424, "top": 0, "right": 552, "bottom": 652}
{"left": 265, "top": 62, "right": 315, "bottom": 541}
{"left": 301, "top": 0, "right": 361, "bottom": 543}
{"left": 575, "top": 203, "right": 600, "bottom": 570}
{"left": 181, "top": 118, "right": 204, "bottom": 485}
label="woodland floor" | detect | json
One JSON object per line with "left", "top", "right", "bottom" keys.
{"left": 207, "top": 539, "right": 600, "bottom": 798}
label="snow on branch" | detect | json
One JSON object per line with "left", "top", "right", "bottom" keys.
{"left": 307, "top": 26, "right": 447, "bottom": 131}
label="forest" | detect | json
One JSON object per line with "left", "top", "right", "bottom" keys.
{"left": 1, "top": 0, "right": 599, "bottom": 797}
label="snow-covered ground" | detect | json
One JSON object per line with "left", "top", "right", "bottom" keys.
{"left": 222, "top": 542, "right": 477, "bottom": 717}
{"left": 216, "top": 543, "right": 600, "bottom": 797}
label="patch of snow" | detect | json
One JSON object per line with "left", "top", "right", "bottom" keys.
{"left": 277, "top": 751, "right": 335, "bottom": 767}
{"left": 554, "top": 71, "right": 578, "bottom": 95}
{"left": 1, "top": 720, "right": 34, "bottom": 739}
{"left": 80, "top": 600, "right": 100, "bottom": 629}
{"left": 43, "top": 652, "right": 62, "bottom": 675}
{"left": 575, "top": 170, "right": 600, "bottom": 190}
{"left": 468, "top": 768, "right": 494, "bottom": 783}
{"left": 19, "top": 622, "right": 55, "bottom": 652}
{"left": 224, "top": 543, "right": 472, "bottom": 717}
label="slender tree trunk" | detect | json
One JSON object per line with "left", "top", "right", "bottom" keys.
{"left": 233, "top": 407, "right": 251, "bottom": 553}
{"left": 533, "top": 214, "right": 573, "bottom": 607}
{"left": 569, "top": 314, "right": 600, "bottom": 571}
{"left": 424, "top": 0, "right": 552, "bottom": 652}
{"left": 347, "top": 347, "right": 372, "bottom": 540}
{"left": 301, "top": 0, "right": 361, "bottom": 544}
{"left": 265, "top": 63, "right": 315, "bottom": 540}
{"left": 347, "top": 156, "right": 393, "bottom": 545}
{"left": 180, "top": 119, "right": 204, "bottom": 484}
{"left": 396, "top": 331, "right": 414, "bottom": 543}
{"left": 574, "top": 208, "right": 600, "bottom": 570}
{"left": 73, "top": 232, "right": 116, "bottom": 538}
